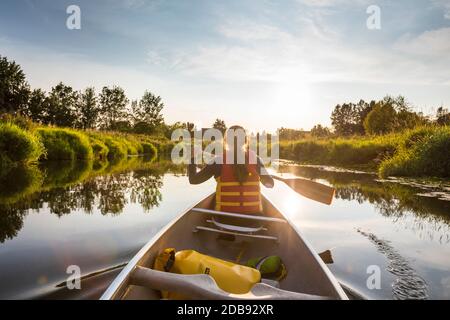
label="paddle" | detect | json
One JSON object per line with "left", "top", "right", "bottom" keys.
{"left": 193, "top": 150, "right": 336, "bottom": 205}
{"left": 131, "top": 266, "right": 331, "bottom": 300}
{"left": 318, "top": 250, "right": 334, "bottom": 264}
{"left": 271, "top": 174, "right": 335, "bottom": 205}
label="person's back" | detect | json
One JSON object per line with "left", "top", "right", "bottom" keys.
{"left": 188, "top": 125, "right": 274, "bottom": 214}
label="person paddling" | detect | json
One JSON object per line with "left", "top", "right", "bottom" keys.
{"left": 188, "top": 125, "right": 274, "bottom": 214}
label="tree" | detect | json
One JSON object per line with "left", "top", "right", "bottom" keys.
{"left": 436, "top": 107, "right": 450, "bottom": 126}
{"left": 78, "top": 87, "right": 99, "bottom": 129}
{"left": 24, "top": 89, "right": 48, "bottom": 124}
{"left": 185, "top": 122, "right": 195, "bottom": 133}
{"left": 46, "top": 82, "right": 79, "bottom": 127}
{"left": 0, "top": 55, "right": 30, "bottom": 114}
{"left": 162, "top": 122, "right": 187, "bottom": 139}
{"left": 364, "top": 102, "right": 397, "bottom": 135}
{"left": 331, "top": 100, "right": 373, "bottom": 136}
{"left": 310, "top": 124, "right": 331, "bottom": 137}
{"left": 212, "top": 119, "right": 227, "bottom": 134}
{"left": 132, "top": 91, "right": 164, "bottom": 134}
{"left": 355, "top": 99, "right": 375, "bottom": 133}
{"left": 109, "top": 120, "right": 132, "bottom": 132}
{"left": 99, "top": 86, "right": 129, "bottom": 130}
{"left": 278, "top": 127, "right": 308, "bottom": 140}
{"left": 383, "top": 95, "right": 427, "bottom": 129}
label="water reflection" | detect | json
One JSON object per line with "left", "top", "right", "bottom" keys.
{"left": 0, "top": 158, "right": 186, "bottom": 243}
{"left": 1, "top": 160, "right": 449, "bottom": 299}
{"left": 278, "top": 165, "right": 450, "bottom": 244}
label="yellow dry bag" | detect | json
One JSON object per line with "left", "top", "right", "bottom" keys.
{"left": 154, "top": 248, "right": 261, "bottom": 299}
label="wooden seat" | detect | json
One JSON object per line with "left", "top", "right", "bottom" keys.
{"left": 193, "top": 208, "right": 280, "bottom": 242}
{"left": 207, "top": 217, "right": 267, "bottom": 233}
{"left": 191, "top": 208, "right": 287, "bottom": 224}
{"left": 194, "top": 226, "right": 278, "bottom": 241}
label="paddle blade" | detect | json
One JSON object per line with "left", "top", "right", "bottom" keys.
{"left": 283, "top": 178, "right": 335, "bottom": 205}
{"left": 318, "top": 250, "right": 334, "bottom": 264}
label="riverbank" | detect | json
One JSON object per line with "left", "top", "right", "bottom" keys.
{"left": 278, "top": 126, "right": 450, "bottom": 178}
{"left": 0, "top": 119, "right": 174, "bottom": 171}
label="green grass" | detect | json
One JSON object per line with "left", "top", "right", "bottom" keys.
{"left": 279, "top": 135, "right": 396, "bottom": 168}
{"left": 87, "top": 132, "right": 129, "bottom": 159}
{"left": 89, "top": 137, "right": 109, "bottom": 160}
{"left": 36, "top": 127, "right": 93, "bottom": 161}
{"left": 280, "top": 126, "right": 449, "bottom": 178}
{"left": 0, "top": 116, "right": 169, "bottom": 168}
{"left": 0, "top": 123, "right": 45, "bottom": 170}
{"left": 379, "top": 126, "right": 450, "bottom": 178}
{"left": 87, "top": 131, "right": 159, "bottom": 160}
{"left": 141, "top": 141, "right": 158, "bottom": 157}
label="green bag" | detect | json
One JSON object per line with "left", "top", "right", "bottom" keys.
{"left": 246, "top": 256, "right": 287, "bottom": 281}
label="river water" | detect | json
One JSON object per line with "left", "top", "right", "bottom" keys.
{"left": 0, "top": 157, "right": 449, "bottom": 299}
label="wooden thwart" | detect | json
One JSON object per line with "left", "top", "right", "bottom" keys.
{"left": 191, "top": 208, "right": 287, "bottom": 224}
{"left": 195, "top": 226, "right": 278, "bottom": 241}
{"left": 207, "top": 218, "right": 268, "bottom": 233}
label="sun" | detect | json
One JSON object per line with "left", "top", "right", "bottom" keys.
{"left": 271, "top": 78, "right": 312, "bottom": 123}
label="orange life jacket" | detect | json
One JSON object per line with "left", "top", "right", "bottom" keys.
{"left": 215, "top": 151, "right": 262, "bottom": 214}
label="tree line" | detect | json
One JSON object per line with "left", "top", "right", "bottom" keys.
{"left": 329, "top": 96, "right": 449, "bottom": 136}
{"left": 0, "top": 55, "right": 171, "bottom": 135}
{"left": 2, "top": 54, "right": 448, "bottom": 140}
{"left": 280, "top": 96, "right": 449, "bottom": 140}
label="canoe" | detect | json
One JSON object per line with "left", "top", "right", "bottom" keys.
{"left": 101, "top": 193, "right": 348, "bottom": 300}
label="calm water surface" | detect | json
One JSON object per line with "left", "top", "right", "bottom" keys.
{"left": 0, "top": 158, "right": 449, "bottom": 299}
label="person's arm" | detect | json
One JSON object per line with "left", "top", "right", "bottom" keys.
{"left": 188, "top": 161, "right": 218, "bottom": 185}
{"left": 257, "top": 157, "right": 274, "bottom": 188}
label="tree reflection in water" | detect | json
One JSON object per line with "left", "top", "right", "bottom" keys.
{"left": 0, "top": 158, "right": 186, "bottom": 243}
{"left": 279, "top": 165, "right": 450, "bottom": 244}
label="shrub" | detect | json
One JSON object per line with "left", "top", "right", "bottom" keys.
{"left": 36, "top": 128, "right": 93, "bottom": 160}
{"left": 379, "top": 126, "right": 450, "bottom": 177}
{"left": 293, "top": 140, "right": 329, "bottom": 163}
{"left": 141, "top": 142, "right": 157, "bottom": 157}
{"left": 0, "top": 113, "right": 36, "bottom": 131}
{"left": 279, "top": 135, "right": 398, "bottom": 168}
{"left": 106, "top": 138, "right": 128, "bottom": 159}
{"left": 0, "top": 123, "right": 45, "bottom": 169}
{"left": 89, "top": 137, "right": 109, "bottom": 160}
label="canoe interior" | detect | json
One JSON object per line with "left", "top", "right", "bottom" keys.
{"left": 107, "top": 194, "right": 346, "bottom": 300}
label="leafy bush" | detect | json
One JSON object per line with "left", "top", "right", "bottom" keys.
{"left": 0, "top": 123, "right": 45, "bottom": 169}
{"left": 379, "top": 126, "right": 450, "bottom": 177}
{"left": 89, "top": 137, "right": 109, "bottom": 160}
{"left": 36, "top": 127, "right": 93, "bottom": 160}
{"left": 0, "top": 113, "right": 36, "bottom": 131}
{"left": 141, "top": 142, "right": 157, "bottom": 157}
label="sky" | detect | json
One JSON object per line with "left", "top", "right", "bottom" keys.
{"left": 0, "top": 0, "right": 450, "bottom": 131}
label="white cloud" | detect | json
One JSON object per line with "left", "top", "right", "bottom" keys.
{"left": 154, "top": 18, "right": 450, "bottom": 87}
{"left": 395, "top": 27, "right": 450, "bottom": 57}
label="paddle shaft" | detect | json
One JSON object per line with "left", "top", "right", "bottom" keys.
{"left": 191, "top": 152, "right": 335, "bottom": 205}
{"left": 131, "top": 266, "right": 331, "bottom": 300}
{"left": 271, "top": 174, "right": 335, "bottom": 205}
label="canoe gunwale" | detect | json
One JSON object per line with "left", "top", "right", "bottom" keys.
{"left": 100, "top": 193, "right": 214, "bottom": 300}
{"left": 100, "top": 192, "right": 348, "bottom": 300}
{"left": 262, "top": 193, "right": 348, "bottom": 300}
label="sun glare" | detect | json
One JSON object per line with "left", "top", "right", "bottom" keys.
{"left": 271, "top": 79, "right": 312, "bottom": 124}
{"left": 278, "top": 189, "right": 303, "bottom": 217}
